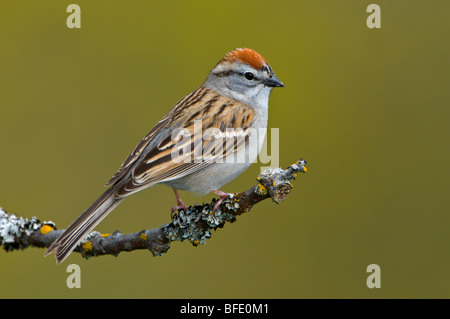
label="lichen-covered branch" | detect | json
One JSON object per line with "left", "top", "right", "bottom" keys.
{"left": 0, "top": 159, "right": 307, "bottom": 261}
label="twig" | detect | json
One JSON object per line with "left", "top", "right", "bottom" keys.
{"left": 0, "top": 159, "right": 307, "bottom": 261}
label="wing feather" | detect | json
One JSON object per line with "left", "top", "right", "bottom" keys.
{"left": 106, "top": 85, "right": 255, "bottom": 197}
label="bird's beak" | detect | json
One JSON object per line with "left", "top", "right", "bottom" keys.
{"left": 263, "top": 74, "right": 285, "bottom": 88}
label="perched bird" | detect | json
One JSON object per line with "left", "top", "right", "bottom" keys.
{"left": 44, "top": 48, "right": 284, "bottom": 263}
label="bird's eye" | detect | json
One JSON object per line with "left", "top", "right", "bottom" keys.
{"left": 244, "top": 72, "right": 255, "bottom": 80}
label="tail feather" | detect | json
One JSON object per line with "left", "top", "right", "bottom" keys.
{"left": 44, "top": 186, "right": 124, "bottom": 264}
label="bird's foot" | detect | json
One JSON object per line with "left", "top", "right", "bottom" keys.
{"left": 212, "top": 189, "right": 230, "bottom": 211}
{"left": 171, "top": 189, "right": 188, "bottom": 220}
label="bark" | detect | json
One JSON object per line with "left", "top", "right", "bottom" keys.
{"left": 0, "top": 159, "right": 307, "bottom": 261}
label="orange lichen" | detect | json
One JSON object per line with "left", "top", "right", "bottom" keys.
{"left": 256, "top": 183, "right": 267, "bottom": 195}
{"left": 82, "top": 241, "right": 93, "bottom": 252}
{"left": 40, "top": 224, "right": 54, "bottom": 235}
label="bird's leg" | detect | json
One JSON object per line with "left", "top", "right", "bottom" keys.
{"left": 212, "top": 189, "right": 230, "bottom": 211}
{"left": 171, "top": 189, "right": 188, "bottom": 219}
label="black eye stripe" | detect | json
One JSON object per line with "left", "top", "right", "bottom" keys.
{"left": 213, "top": 70, "right": 260, "bottom": 81}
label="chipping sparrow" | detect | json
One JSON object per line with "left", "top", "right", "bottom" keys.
{"left": 45, "top": 48, "right": 284, "bottom": 263}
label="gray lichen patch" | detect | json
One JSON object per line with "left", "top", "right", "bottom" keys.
{"left": 0, "top": 207, "right": 55, "bottom": 251}
{"left": 255, "top": 159, "right": 307, "bottom": 203}
{"left": 161, "top": 159, "right": 308, "bottom": 248}
{"left": 1, "top": 158, "right": 308, "bottom": 260}
{"left": 162, "top": 199, "right": 238, "bottom": 247}
{"left": 81, "top": 231, "right": 102, "bottom": 244}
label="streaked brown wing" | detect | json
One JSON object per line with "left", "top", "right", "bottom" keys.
{"left": 105, "top": 86, "right": 210, "bottom": 186}
{"left": 108, "top": 85, "right": 255, "bottom": 197}
{"left": 105, "top": 116, "right": 170, "bottom": 186}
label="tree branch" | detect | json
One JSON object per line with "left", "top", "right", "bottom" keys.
{"left": 0, "top": 159, "right": 307, "bottom": 261}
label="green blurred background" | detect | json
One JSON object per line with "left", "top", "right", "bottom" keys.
{"left": 0, "top": 0, "right": 448, "bottom": 298}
